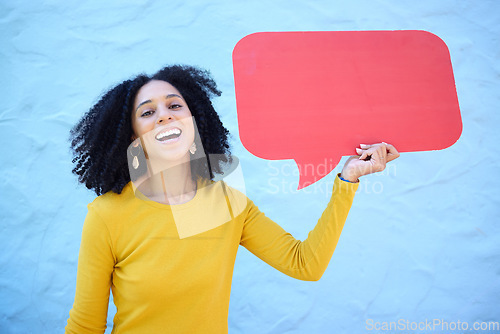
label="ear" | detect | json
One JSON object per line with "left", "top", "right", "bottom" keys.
{"left": 131, "top": 135, "right": 140, "bottom": 147}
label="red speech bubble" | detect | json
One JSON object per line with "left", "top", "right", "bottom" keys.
{"left": 232, "top": 31, "right": 462, "bottom": 189}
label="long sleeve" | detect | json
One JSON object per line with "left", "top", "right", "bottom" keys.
{"left": 240, "top": 175, "right": 358, "bottom": 281}
{"left": 66, "top": 206, "right": 116, "bottom": 334}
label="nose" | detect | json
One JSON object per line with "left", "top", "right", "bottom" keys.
{"left": 156, "top": 106, "right": 174, "bottom": 125}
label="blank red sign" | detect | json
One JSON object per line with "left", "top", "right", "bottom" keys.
{"left": 233, "top": 31, "right": 462, "bottom": 189}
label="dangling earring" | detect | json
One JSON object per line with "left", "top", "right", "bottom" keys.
{"left": 130, "top": 143, "right": 141, "bottom": 169}
{"left": 189, "top": 142, "right": 197, "bottom": 155}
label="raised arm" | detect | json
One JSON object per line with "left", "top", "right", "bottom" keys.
{"left": 240, "top": 143, "right": 399, "bottom": 281}
{"left": 240, "top": 174, "right": 357, "bottom": 281}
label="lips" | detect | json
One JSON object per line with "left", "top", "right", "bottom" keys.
{"left": 155, "top": 127, "right": 182, "bottom": 142}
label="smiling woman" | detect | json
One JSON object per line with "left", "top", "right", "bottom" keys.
{"left": 66, "top": 64, "right": 399, "bottom": 334}
{"left": 70, "top": 65, "right": 231, "bottom": 196}
{"left": 133, "top": 82, "right": 195, "bottom": 171}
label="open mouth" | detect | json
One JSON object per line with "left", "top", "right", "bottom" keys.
{"left": 155, "top": 128, "right": 182, "bottom": 142}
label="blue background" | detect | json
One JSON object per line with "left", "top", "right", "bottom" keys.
{"left": 1, "top": 0, "right": 499, "bottom": 333}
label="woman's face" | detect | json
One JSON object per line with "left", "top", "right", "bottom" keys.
{"left": 131, "top": 80, "right": 195, "bottom": 167}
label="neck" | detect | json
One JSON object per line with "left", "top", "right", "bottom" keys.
{"left": 138, "top": 162, "right": 197, "bottom": 205}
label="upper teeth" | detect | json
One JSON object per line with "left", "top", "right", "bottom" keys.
{"left": 156, "top": 128, "right": 181, "bottom": 140}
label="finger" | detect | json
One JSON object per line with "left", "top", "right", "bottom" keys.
{"left": 368, "top": 147, "right": 387, "bottom": 171}
{"left": 360, "top": 147, "right": 380, "bottom": 161}
{"left": 358, "top": 149, "right": 371, "bottom": 160}
{"left": 361, "top": 142, "right": 400, "bottom": 162}
{"left": 358, "top": 142, "right": 398, "bottom": 164}
{"left": 359, "top": 146, "right": 380, "bottom": 162}
{"left": 365, "top": 144, "right": 386, "bottom": 164}
{"left": 378, "top": 143, "right": 388, "bottom": 161}
{"left": 385, "top": 143, "right": 400, "bottom": 162}
{"left": 360, "top": 142, "right": 385, "bottom": 149}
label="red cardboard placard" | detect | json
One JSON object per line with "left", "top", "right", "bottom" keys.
{"left": 233, "top": 31, "right": 462, "bottom": 189}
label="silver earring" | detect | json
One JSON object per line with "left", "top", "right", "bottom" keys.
{"left": 189, "top": 142, "right": 197, "bottom": 155}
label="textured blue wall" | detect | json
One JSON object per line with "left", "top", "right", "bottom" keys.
{"left": 1, "top": 0, "right": 499, "bottom": 333}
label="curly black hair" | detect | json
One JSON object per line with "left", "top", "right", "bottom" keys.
{"left": 70, "top": 65, "right": 231, "bottom": 195}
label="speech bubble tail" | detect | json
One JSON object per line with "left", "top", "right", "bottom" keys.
{"left": 295, "top": 157, "right": 341, "bottom": 190}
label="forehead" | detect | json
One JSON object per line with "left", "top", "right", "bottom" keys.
{"left": 134, "top": 80, "right": 183, "bottom": 106}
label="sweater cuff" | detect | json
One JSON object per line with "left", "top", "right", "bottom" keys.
{"left": 334, "top": 173, "right": 359, "bottom": 195}
{"left": 337, "top": 173, "right": 359, "bottom": 184}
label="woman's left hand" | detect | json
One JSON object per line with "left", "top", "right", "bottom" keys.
{"left": 340, "top": 142, "right": 400, "bottom": 182}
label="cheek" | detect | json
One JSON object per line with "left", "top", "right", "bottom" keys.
{"left": 133, "top": 119, "right": 154, "bottom": 137}
{"left": 185, "top": 119, "right": 196, "bottom": 142}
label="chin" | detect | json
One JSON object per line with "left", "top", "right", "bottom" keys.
{"left": 147, "top": 150, "right": 191, "bottom": 172}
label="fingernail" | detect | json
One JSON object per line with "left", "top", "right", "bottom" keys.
{"left": 355, "top": 148, "right": 362, "bottom": 154}
{"left": 360, "top": 144, "right": 368, "bottom": 148}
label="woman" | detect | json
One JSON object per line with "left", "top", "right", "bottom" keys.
{"left": 66, "top": 65, "right": 399, "bottom": 333}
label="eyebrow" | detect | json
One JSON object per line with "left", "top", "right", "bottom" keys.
{"left": 135, "top": 94, "right": 183, "bottom": 113}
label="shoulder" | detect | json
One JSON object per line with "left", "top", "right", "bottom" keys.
{"left": 198, "top": 178, "right": 252, "bottom": 219}
{"left": 221, "top": 181, "right": 251, "bottom": 216}
{"left": 87, "top": 182, "right": 137, "bottom": 220}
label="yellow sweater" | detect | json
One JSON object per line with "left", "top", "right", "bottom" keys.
{"left": 66, "top": 175, "right": 358, "bottom": 333}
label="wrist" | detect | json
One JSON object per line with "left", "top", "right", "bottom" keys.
{"left": 339, "top": 171, "right": 359, "bottom": 183}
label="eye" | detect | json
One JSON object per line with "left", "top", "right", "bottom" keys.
{"left": 169, "top": 103, "right": 182, "bottom": 110}
{"left": 140, "top": 109, "right": 155, "bottom": 117}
